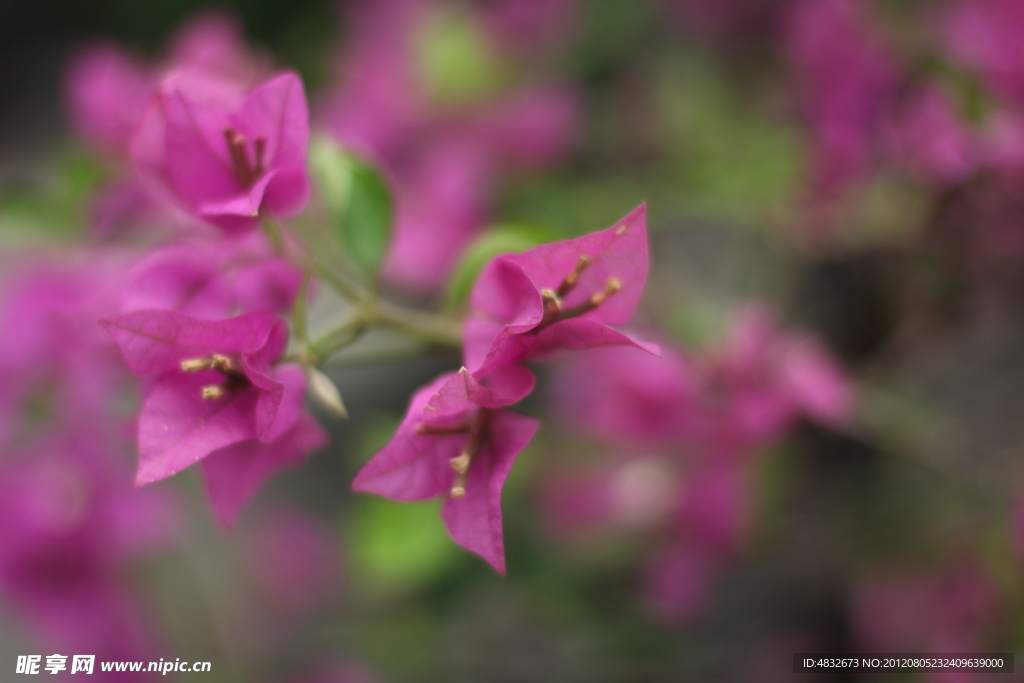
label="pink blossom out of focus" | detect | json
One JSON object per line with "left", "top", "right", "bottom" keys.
{"left": 882, "top": 86, "right": 978, "bottom": 185}
{"left": 853, "top": 566, "right": 1000, "bottom": 683}
{"left": 544, "top": 305, "right": 850, "bottom": 622}
{"left": 319, "top": 0, "right": 577, "bottom": 291}
{"left": 65, "top": 12, "right": 263, "bottom": 160}
{"left": 244, "top": 506, "right": 340, "bottom": 616}
{"left": 0, "top": 434, "right": 175, "bottom": 667}
{"left": 944, "top": 0, "right": 1024, "bottom": 111}
{"left": 119, "top": 232, "right": 304, "bottom": 320}
{"left": 786, "top": 0, "right": 897, "bottom": 227}
{"left": 0, "top": 256, "right": 134, "bottom": 449}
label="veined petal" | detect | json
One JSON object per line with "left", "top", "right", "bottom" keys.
{"left": 202, "top": 413, "right": 327, "bottom": 528}
{"left": 236, "top": 72, "right": 309, "bottom": 168}
{"left": 440, "top": 410, "right": 539, "bottom": 574}
{"left": 165, "top": 89, "right": 244, "bottom": 208}
{"left": 505, "top": 204, "right": 648, "bottom": 325}
{"left": 137, "top": 374, "right": 259, "bottom": 485}
{"left": 100, "top": 309, "right": 280, "bottom": 377}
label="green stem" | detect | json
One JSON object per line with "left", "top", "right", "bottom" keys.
{"left": 312, "top": 260, "right": 368, "bottom": 306}
{"left": 307, "top": 263, "right": 462, "bottom": 348}
{"left": 371, "top": 298, "right": 463, "bottom": 348}
{"left": 272, "top": 220, "right": 463, "bottom": 357}
{"left": 310, "top": 317, "right": 368, "bottom": 361}
{"left": 320, "top": 340, "right": 459, "bottom": 371}
{"left": 261, "top": 216, "right": 285, "bottom": 254}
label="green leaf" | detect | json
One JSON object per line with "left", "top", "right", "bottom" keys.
{"left": 309, "top": 137, "right": 394, "bottom": 275}
{"left": 444, "top": 224, "right": 557, "bottom": 307}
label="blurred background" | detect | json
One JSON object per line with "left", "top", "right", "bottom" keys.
{"left": 2, "top": 0, "right": 1024, "bottom": 681}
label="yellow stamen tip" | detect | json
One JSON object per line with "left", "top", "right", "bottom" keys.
{"left": 201, "top": 385, "right": 226, "bottom": 400}
{"left": 210, "top": 354, "right": 236, "bottom": 372}
{"left": 606, "top": 277, "right": 621, "bottom": 293}
{"left": 450, "top": 486, "right": 466, "bottom": 498}
{"left": 181, "top": 357, "right": 211, "bottom": 372}
{"left": 450, "top": 453, "right": 471, "bottom": 474}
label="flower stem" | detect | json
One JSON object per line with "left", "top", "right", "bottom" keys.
{"left": 309, "top": 316, "right": 368, "bottom": 362}
{"left": 274, "top": 220, "right": 464, "bottom": 357}
{"left": 260, "top": 216, "right": 285, "bottom": 254}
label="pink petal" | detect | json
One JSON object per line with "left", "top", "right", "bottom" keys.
{"left": 99, "top": 309, "right": 279, "bottom": 377}
{"left": 352, "top": 374, "right": 462, "bottom": 500}
{"left": 131, "top": 97, "right": 177, "bottom": 211}
{"left": 784, "top": 343, "right": 852, "bottom": 426}
{"left": 463, "top": 317, "right": 507, "bottom": 376}
{"left": 478, "top": 363, "right": 537, "bottom": 404}
{"left": 261, "top": 163, "right": 312, "bottom": 218}
{"left": 164, "top": 89, "right": 243, "bottom": 208}
{"left": 351, "top": 425, "right": 463, "bottom": 501}
{"left": 440, "top": 410, "right": 539, "bottom": 574}
{"left": 64, "top": 43, "right": 153, "bottom": 155}
{"left": 137, "top": 374, "right": 260, "bottom": 485}
{"left": 425, "top": 365, "right": 535, "bottom": 420}
{"left": 229, "top": 256, "right": 305, "bottom": 314}
{"left": 505, "top": 203, "right": 648, "bottom": 325}
{"left": 167, "top": 11, "right": 254, "bottom": 83}
{"left": 120, "top": 245, "right": 226, "bottom": 317}
{"left": 257, "top": 362, "right": 307, "bottom": 443}
{"left": 469, "top": 257, "right": 545, "bottom": 326}
{"left": 201, "top": 413, "right": 328, "bottom": 528}
{"left": 198, "top": 170, "right": 277, "bottom": 226}
{"left": 471, "top": 317, "right": 659, "bottom": 377}
{"left": 237, "top": 73, "right": 309, "bottom": 168}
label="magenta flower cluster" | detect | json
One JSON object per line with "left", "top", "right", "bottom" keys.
{"left": 1, "top": 1, "right": 908, "bottom": 673}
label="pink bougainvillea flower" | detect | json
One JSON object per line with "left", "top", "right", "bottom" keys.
{"left": 99, "top": 309, "right": 312, "bottom": 491}
{"left": 549, "top": 306, "right": 849, "bottom": 456}
{"left": 318, "top": 0, "right": 577, "bottom": 291}
{"left": 882, "top": 86, "right": 977, "bottom": 185}
{"left": 701, "top": 306, "right": 852, "bottom": 450}
{"left": 641, "top": 457, "right": 749, "bottom": 624}
{"left": 0, "top": 434, "right": 174, "bottom": 657}
{"left": 242, "top": 504, "right": 340, "bottom": 616}
{"left": 353, "top": 366, "right": 539, "bottom": 573}
{"left": 0, "top": 256, "right": 135, "bottom": 449}
{"left": 202, "top": 413, "right": 327, "bottom": 528}
{"left": 464, "top": 204, "right": 657, "bottom": 377}
{"left": 132, "top": 72, "right": 311, "bottom": 233}
{"left": 119, "top": 233, "right": 303, "bottom": 319}
{"left": 552, "top": 343, "right": 698, "bottom": 444}
{"left": 164, "top": 11, "right": 264, "bottom": 87}
{"left": 853, "top": 565, "right": 1000, "bottom": 658}
{"left": 944, "top": 0, "right": 1024, "bottom": 111}
{"left": 65, "top": 12, "right": 267, "bottom": 237}
{"left": 380, "top": 139, "right": 490, "bottom": 290}
{"left": 786, "top": 0, "right": 897, "bottom": 227}
{"left": 65, "top": 11, "right": 261, "bottom": 161}
{"left": 64, "top": 45, "right": 154, "bottom": 157}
